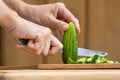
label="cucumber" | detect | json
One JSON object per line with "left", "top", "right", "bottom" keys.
{"left": 62, "top": 22, "right": 78, "bottom": 64}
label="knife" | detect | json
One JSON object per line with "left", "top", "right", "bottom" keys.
{"left": 77, "top": 48, "right": 108, "bottom": 57}
{"left": 16, "top": 39, "right": 108, "bottom": 57}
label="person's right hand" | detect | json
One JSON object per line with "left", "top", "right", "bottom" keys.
{"left": 9, "top": 18, "right": 63, "bottom": 56}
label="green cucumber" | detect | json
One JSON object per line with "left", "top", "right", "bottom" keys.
{"left": 62, "top": 22, "right": 78, "bottom": 64}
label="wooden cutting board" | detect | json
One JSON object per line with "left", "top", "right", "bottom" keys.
{"left": 38, "top": 64, "right": 120, "bottom": 70}
{"left": 0, "top": 64, "right": 120, "bottom": 70}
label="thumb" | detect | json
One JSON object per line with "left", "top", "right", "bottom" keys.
{"left": 52, "top": 18, "right": 69, "bottom": 31}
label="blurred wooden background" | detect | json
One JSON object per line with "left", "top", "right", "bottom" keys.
{"left": 0, "top": 0, "right": 120, "bottom": 66}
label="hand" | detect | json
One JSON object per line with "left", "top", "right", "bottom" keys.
{"left": 0, "top": 0, "right": 63, "bottom": 56}
{"left": 10, "top": 18, "right": 63, "bottom": 56}
{"left": 21, "top": 2, "right": 80, "bottom": 41}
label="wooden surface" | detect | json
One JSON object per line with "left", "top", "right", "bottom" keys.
{"left": 38, "top": 64, "right": 120, "bottom": 69}
{"left": 0, "top": 64, "right": 120, "bottom": 70}
{"left": 0, "top": 70, "right": 120, "bottom": 80}
{"left": 0, "top": 64, "right": 120, "bottom": 80}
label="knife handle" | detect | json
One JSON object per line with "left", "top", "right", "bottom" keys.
{"left": 16, "top": 39, "right": 29, "bottom": 45}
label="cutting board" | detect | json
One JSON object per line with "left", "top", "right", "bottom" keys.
{"left": 38, "top": 64, "right": 120, "bottom": 70}
{"left": 0, "top": 64, "right": 120, "bottom": 70}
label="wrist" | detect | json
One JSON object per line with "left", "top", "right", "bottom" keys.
{"left": 3, "top": 0, "right": 29, "bottom": 18}
{"left": 0, "top": 11, "right": 21, "bottom": 32}
{"left": 0, "top": 0, "right": 21, "bottom": 32}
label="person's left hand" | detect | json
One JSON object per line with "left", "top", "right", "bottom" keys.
{"left": 21, "top": 2, "right": 80, "bottom": 41}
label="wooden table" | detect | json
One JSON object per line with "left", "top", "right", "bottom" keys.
{"left": 0, "top": 70, "right": 120, "bottom": 80}
{"left": 0, "top": 64, "right": 120, "bottom": 80}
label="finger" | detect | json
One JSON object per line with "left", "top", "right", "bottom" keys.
{"left": 58, "top": 5, "right": 80, "bottom": 33}
{"left": 54, "top": 29, "right": 63, "bottom": 42}
{"left": 27, "top": 40, "right": 43, "bottom": 55}
{"left": 27, "top": 40, "right": 35, "bottom": 50}
{"left": 51, "top": 17, "right": 69, "bottom": 31}
{"left": 48, "top": 46, "right": 59, "bottom": 56}
{"left": 63, "top": 10, "right": 80, "bottom": 33}
{"left": 41, "top": 37, "right": 51, "bottom": 56}
{"left": 16, "top": 44, "right": 35, "bottom": 54}
{"left": 48, "top": 36, "right": 63, "bottom": 56}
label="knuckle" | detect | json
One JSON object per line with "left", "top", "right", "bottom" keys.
{"left": 75, "top": 19, "right": 79, "bottom": 23}
{"left": 68, "top": 16, "right": 73, "bottom": 20}
{"left": 36, "top": 33, "right": 42, "bottom": 39}
{"left": 37, "top": 29, "right": 51, "bottom": 38}
{"left": 44, "top": 28, "right": 51, "bottom": 37}
{"left": 46, "top": 28, "right": 51, "bottom": 34}
{"left": 55, "top": 2, "right": 65, "bottom": 8}
{"left": 74, "top": 19, "right": 79, "bottom": 25}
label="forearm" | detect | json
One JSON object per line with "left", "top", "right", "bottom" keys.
{"left": 3, "top": 0, "right": 30, "bottom": 19}
{"left": 0, "top": 0, "right": 20, "bottom": 32}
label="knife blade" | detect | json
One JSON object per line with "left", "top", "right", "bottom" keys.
{"left": 16, "top": 39, "right": 108, "bottom": 57}
{"left": 77, "top": 48, "right": 108, "bottom": 57}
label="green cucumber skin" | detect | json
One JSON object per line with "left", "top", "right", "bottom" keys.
{"left": 62, "top": 22, "right": 78, "bottom": 64}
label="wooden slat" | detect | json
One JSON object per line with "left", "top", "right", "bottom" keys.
{"left": 0, "top": 28, "right": 2, "bottom": 66}
{"left": 87, "top": 0, "right": 120, "bottom": 61}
